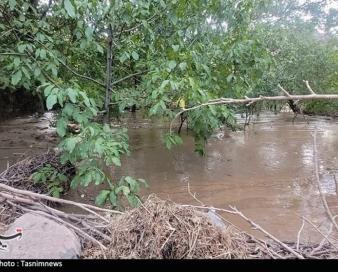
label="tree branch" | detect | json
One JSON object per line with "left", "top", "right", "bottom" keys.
{"left": 0, "top": 52, "right": 26, "bottom": 56}
{"left": 122, "top": 14, "right": 158, "bottom": 33}
{"left": 169, "top": 82, "right": 338, "bottom": 133}
{"left": 303, "top": 80, "right": 316, "bottom": 95}
{"left": 59, "top": 59, "right": 106, "bottom": 88}
{"left": 104, "top": 23, "right": 113, "bottom": 124}
{"left": 111, "top": 70, "right": 147, "bottom": 86}
{"left": 229, "top": 206, "right": 305, "bottom": 259}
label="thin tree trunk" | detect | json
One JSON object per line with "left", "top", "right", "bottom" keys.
{"left": 104, "top": 23, "right": 113, "bottom": 124}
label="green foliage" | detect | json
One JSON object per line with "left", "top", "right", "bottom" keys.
{"left": 95, "top": 176, "right": 148, "bottom": 208}
{"left": 31, "top": 164, "right": 67, "bottom": 198}
{"left": 163, "top": 133, "right": 183, "bottom": 150}
{"left": 251, "top": 1, "right": 338, "bottom": 114}
{"left": 304, "top": 100, "right": 338, "bottom": 116}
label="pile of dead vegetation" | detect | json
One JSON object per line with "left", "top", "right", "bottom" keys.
{"left": 0, "top": 152, "right": 75, "bottom": 228}
{"left": 82, "top": 195, "right": 338, "bottom": 259}
{"left": 0, "top": 151, "right": 74, "bottom": 194}
{"left": 106, "top": 195, "right": 252, "bottom": 259}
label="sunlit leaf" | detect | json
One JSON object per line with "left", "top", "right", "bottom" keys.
{"left": 64, "top": 0, "right": 75, "bottom": 18}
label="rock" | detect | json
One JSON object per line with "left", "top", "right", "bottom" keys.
{"left": 0, "top": 213, "right": 81, "bottom": 259}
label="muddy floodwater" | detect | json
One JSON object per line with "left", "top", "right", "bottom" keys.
{"left": 1, "top": 112, "right": 338, "bottom": 243}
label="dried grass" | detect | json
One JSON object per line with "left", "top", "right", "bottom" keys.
{"left": 0, "top": 151, "right": 74, "bottom": 194}
{"left": 87, "top": 195, "right": 253, "bottom": 259}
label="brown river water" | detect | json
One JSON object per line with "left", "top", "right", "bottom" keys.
{"left": 0, "top": 112, "right": 338, "bottom": 243}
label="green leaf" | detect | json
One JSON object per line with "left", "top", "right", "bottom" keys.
{"left": 111, "top": 157, "right": 121, "bottom": 167}
{"left": 96, "top": 44, "right": 104, "bottom": 54}
{"left": 9, "top": 0, "right": 16, "bottom": 10}
{"left": 64, "top": 137, "right": 77, "bottom": 152}
{"left": 159, "top": 80, "right": 169, "bottom": 91}
{"left": 31, "top": 172, "right": 42, "bottom": 183}
{"left": 93, "top": 170, "right": 104, "bottom": 185}
{"left": 94, "top": 139, "right": 104, "bottom": 154}
{"left": 11, "top": 70, "right": 22, "bottom": 85}
{"left": 168, "top": 60, "right": 177, "bottom": 70}
{"left": 13, "top": 57, "right": 21, "bottom": 67}
{"left": 79, "top": 91, "right": 90, "bottom": 107}
{"left": 56, "top": 118, "right": 67, "bottom": 137}
{"left": 172, "top": 45, "right": 179, "bottom": 52}
{"left": 131, "top": 51, "right": 139, "bottom": 61}
{"left": 21, "top": 66, "right": 30, "bottom": 79}
{"left": 159, "top": 0, "right": 166, "bottom": 8}
{"left": 125, "top": 176, "right": 140, "bottom": 193}
{"left": 70, "top": 177, "right": 80, "bottom": 189}
{"left": 85, "top": 27, "right": 93, "bottom": 40}
{"left": 82, "top": 172, "right": 93, "bottom": 186}
{"left": 163, "top": 133, "right": 182, "bottom": 149}
{"left": 116, "top": 185, "right": 130, "bottom": 196}
{"left": 63, "top": 103, "right": 74, "bottom": 116}
{"left": 109, "top": 192, "right": 117, "bottom": 206}
{"left": 57, "top": 90, "right": 64, "bottom": 107}
{"left": 39, "top": 49, "right": 46, "bottom": 59}
{"left": 126, "top": 194, "right": 140, "bottom": 208}
{"left": 51, "top": 188, "right": 61, "bottom": 198}
{"left": 17, "top": 44, "right": 26, "bottom": 53}
{"left": 179, "top": 62, "right": 187, "bottom": 71}
{"left": 95, "top": 190, "right": 110, "bottom": 206}
{"left": 227, "top": 74, "right": 234, "bottom": 83}
{"left": 64, "top": 0, "right": 75, "bottom": 18}
{"left": 88, "top": 126, "right": 95, "bottom": 136}
{"left": 44, "top": 85, "right": 54, "bottom": 97}
{"left": 58, "top": 174, "right": 67, "bottom": 182}
{"left": 89, "top": 106, "right": 97, "bottom": 116}
{"left": 67, "top": 88, "right": 77, "bottom": 103}
{"left": 34, "top": 67, "right": 41, "bottom": 77}
{"left": 46, "top": 94, "right": 57, "bottom": 110}
{"left": 119, "top": 52, "right": 129, "bottom": 63}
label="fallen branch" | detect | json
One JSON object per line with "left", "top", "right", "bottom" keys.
{"left": 228, "top": 206, "right": 305, "bottom": 259}
{"left": 296, "top": 219, "right": 305, "bottom": 251}
{"left": 334, "top": 175, "right": 338, "bottom": 200}
{"left": 0, "top": 182, "right": 123, "bottom": 215}
{"left": 187, "top": 183, "right": 205, "bottom": 206}
{"left": 169, "top": 81, "right": 338, "bottom": 133}
{"left": 184, "top": 185, "right": 300, "bottom": 258}
{"left": 310, "top": 223, "right": 334, "bottom": 255}
{"left": 299, "top": 215, "right": 338, "bottom": 251}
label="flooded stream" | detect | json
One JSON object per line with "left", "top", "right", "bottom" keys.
{"left": 1, "top": 112, "right": 338, "bottom": 243}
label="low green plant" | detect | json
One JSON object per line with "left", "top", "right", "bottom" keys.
{"left": 95, "top": 176, "right": 148, "bottom": 208}
{"left": 30, "top": 164, "right": 67, "bottom": 198}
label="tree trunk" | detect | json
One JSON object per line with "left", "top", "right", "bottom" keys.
{"left": 104, "top": 24, "right": 113, "bottom": 124}
{"left": 287, "top": 100, "right": 301, "bottom": 114}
